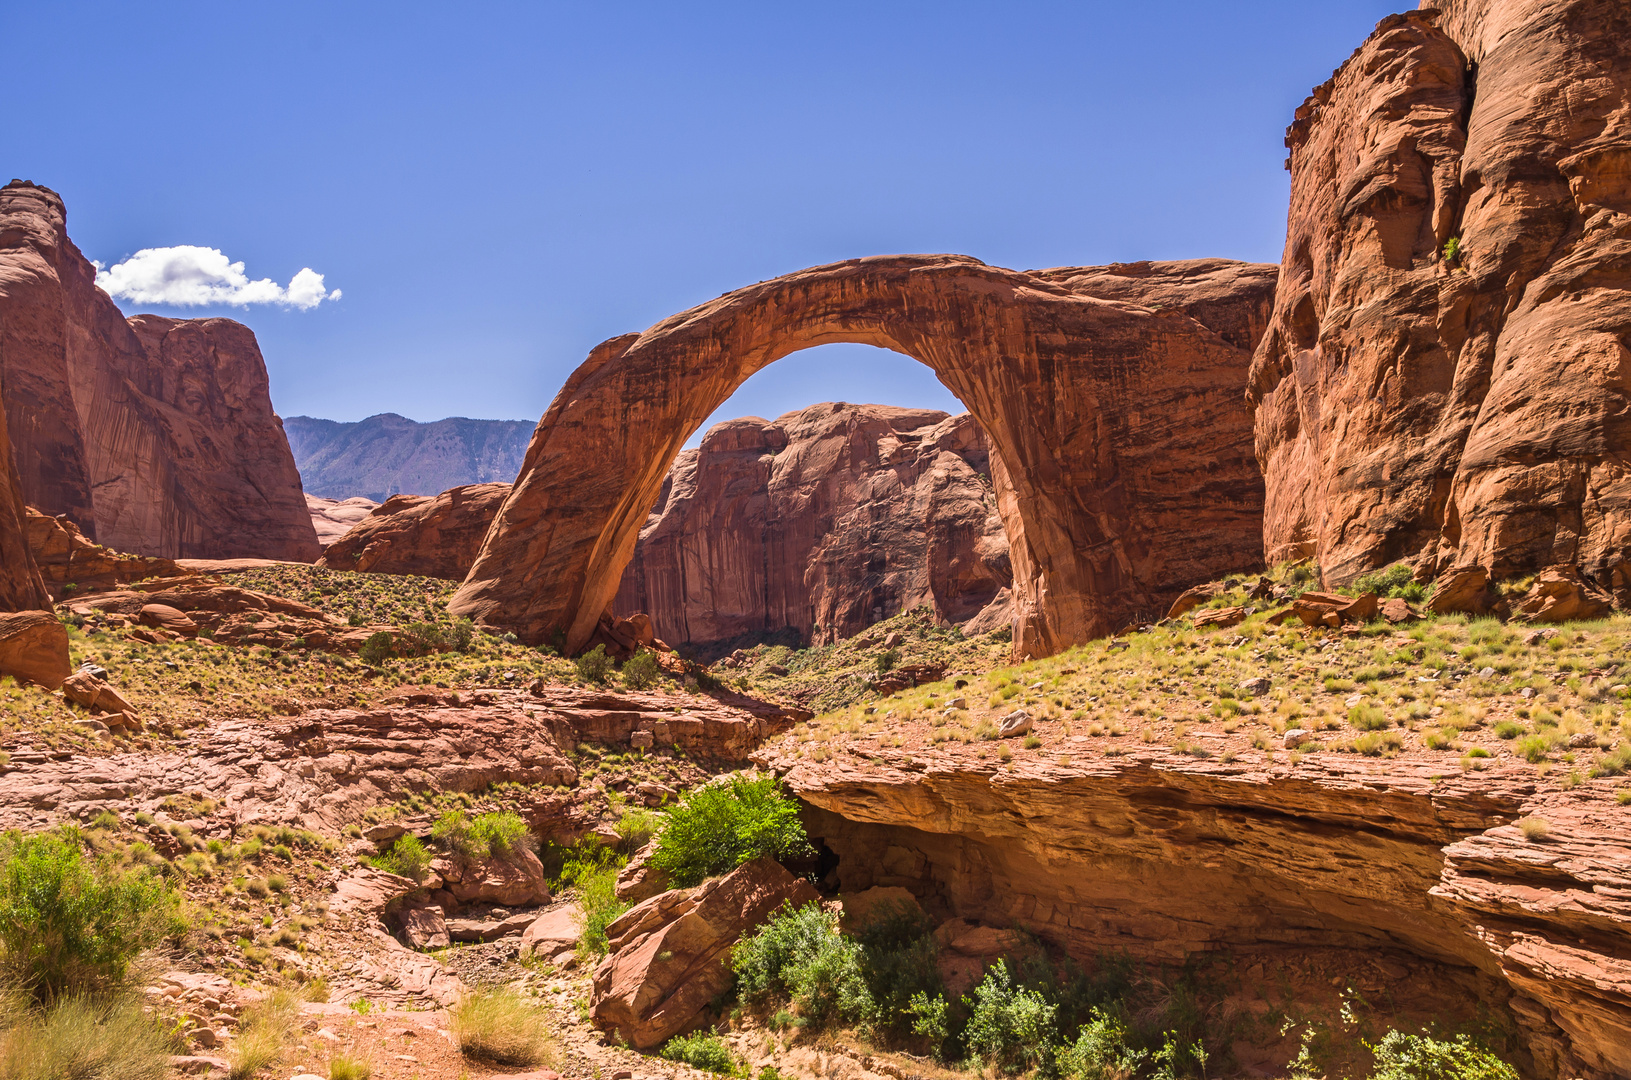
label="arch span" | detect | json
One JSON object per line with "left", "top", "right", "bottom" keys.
{"left": 450, "top": 254, "right": 1276, "bottom": 657}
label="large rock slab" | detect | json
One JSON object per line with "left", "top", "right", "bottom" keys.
{"left": 613, "top": 404, "right": 1011, "bottom": 649}
{"left": 590, "top": 857, "right": 820, "bottom": 1049}
{"left": 0, "top": 611, "right": 70, "bottom": 688}
{"left": 317, "top": 483, "right": 509, "bottom": 580}
{"left": 452, "top": 255, "right": 1276, "bottom": 660}
{"left": 0, "top": 181, "right": 319, "bottom": 561}
{"left": 1248, "top": 2, "right": 1631, "bottom": 594}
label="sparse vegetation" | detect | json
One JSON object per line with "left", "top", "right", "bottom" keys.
{"left": 660, "top": 1029, "right": 737, "bottom": 1074}
{"left": 451, "top": 987, "right": 558, "bottom": 1067}
{"left": 368, "top": 834, "right": 431, "bottom": 881}
{"left": 650, "top": 774, "right": 813, "bottom": 888}
{"left": 575, "top": 644, "right": 614, "bottom": 683}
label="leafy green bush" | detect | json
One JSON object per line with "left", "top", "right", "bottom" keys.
{"left": 369, "top": 835, "right": 430, "bottom": 881}
{"left": 1057, "top": 1007, "right": 1148, "bottom": 1080}
{"left": 963, "top": 963, "right": 1058, "bottom": 1074}
{"left": 614, "top": 807, "right": 661, "bottom": 851}
{"left": 471, "top": 812, "right": 534, "bottom": 859}
{"left": 358, "top": 631, "right": 394, "bottom": 665}
{"left": 733, "top": 902, "right": 871, "bottom": 1026}
{"left": 0, "top": 831, "right": 183, "bottom": 1001}
{"left": 1349, "top": 563, "right": 1425, "bottom": 602}
{"left": 1516, "top": 734, "right": 1553, "bottom": 763}
{"left": 853, "top": 902, "right": 944, "bottom": 1040}
{"left": 659, "top": 1030, "right": 736, "bottom": 1074}
{"left": 449, "top": 617, "right": 476, "bottom": 653}
{"left": 399, "top": 622, "right": 446, "bottom": 656}
{"left": 430, "top": 810, "right": 477, "bottom": 855}
{"left": 651, "top": 774, "right": 812, "bottom": 888}
{"left": 876, "top": 648, "right": 900, "bottom": 675}
{"left": 575, "top": 645, "right": 613, "bottom": 683}
{"left": 1367, "top": 1030, "right": 1516, "bottom": 1080}
{"left": 622, "top": 650, "right": 661, "bottom": 690}
{"left": 1349, "top": 705, "right": 1390, "bottom": 731}
{"left": 0, "top": 992, "right": 172, "bottom": 1080}
{"left": 559, "top": 851, "right": 628, "bottom": 962}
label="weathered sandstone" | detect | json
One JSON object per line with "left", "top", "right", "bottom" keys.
{"left": 0, "top": 383, "right": 49, "bottom": 612}
{"left": 306, "top": 494, "right": 380, "bottom": 548}
{"left": 613, "top": 403, "right": 1011, "bottom": 650}
{"left": 0, "top": 611, "right": 70, "bottom": 689}
{"left": 453, "top": 255, "right": 1276, "bottom": 658}
{"left": 317, "top": 483, "right": 509, "bottom": 580}
{"left": 0, "top": 181, "right": 319, "bottom": 561}
{"left": 1248, "top": 2, "right": 1631, "bottom": 593}
{"left": 24, "top": 507, "right": 180, "bottom": 599}
{"left": 761, "top": 743, "right": 1631, "bottom": 1080}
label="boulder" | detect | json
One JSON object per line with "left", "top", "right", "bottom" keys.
{"left": 1192, "top": 606, "right": 1248, "bottom": 629}
{"left": 22, "top": 509, "right": 180, "bottom": 599}
{"left": 433, "top": 849, "right": 551, "bottom": 907}
{"left": 1166, "top": 583, "right": 1222, "bottom": 620}
{"left": 1427, "top": 567, "right": 1506, "bottom": 617}
{"left": 590, "top": 857, "right": 820, "bottom": 1049}
{"left": 139, "top": 604, "right": 198, "bottom": 637}
{"left": 61, "top": 671, "right": 136, "bottom": 715}
{"left": 1379, "top": 598, "right": 1420, "bottom": 624}
{"left": 399, "top": 905, "right": 449, "bottom": 950}
{"left": 520, "top": 903, "right": 584, "bottom": 965}
{"left": 1514, "top": 566, "right": 1614, "bottom": 624}
{"left": 0, "top": 611, "right": 70, "bottom": 689}
{"left": 998, "top": 711, "right": 1033, "bottom": 739}
{"left": 838, "top": 886, "right": 922, "bottom": 933}
{"left": 614, "top": 840, "right": 672, "bottom": 903}
{"left": 1274, "top": 592, "right": 1376, "bottom": 628}
{"left": 447, "top": 909, "right": 539, "bottom": 943}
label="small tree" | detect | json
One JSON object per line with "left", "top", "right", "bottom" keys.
{"left": 575, "top": 644, "right": 613, "bottom": 683}
{"left": 359, "top": 631, "right": 394, "bottom": 665}
{"left": 622, "top": 649, "right": 661, "bottom": 690}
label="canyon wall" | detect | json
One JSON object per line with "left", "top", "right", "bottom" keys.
{"left": 1248, "top": 1, "right": 1631, "bottom": 590}
{"left": 0, "top": 180, "right": 319, "bottom": 561}
{"left": 453, "top": 256, "right": 1276, "bottom": 658}
{"left": 0, "top": 384, "right": 49, "bottom": 612}
{"left": 612, "top": 403, "right": 1011, "bottom": 651}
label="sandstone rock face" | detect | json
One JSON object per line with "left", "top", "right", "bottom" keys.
{"left": 613, "top": 404, "right": 1011, "bottom": 651}
{"left": 764, "top": 745, "right": 1631, "bottom": 1080}
{"left": 1248, "top": 3, "right": 1631, "bottom": 592}
{"left": 24, "top": 507, "right": 180, "bottom": 599}
{"left": 0, "top": 181, "right": 319, "bottom": 561}
{"left": 590, "top": 857, "right": 820, "bottom": 1049}
{"left": 0, "top": 387, "right": 49, "bottom": 612}
{"left": 306, "top": 494, "right": 379, "bottom": 548}
{"left": 317, "top": 483, "right": 509, "bottom": 580}
{"left": 0, "top": 611, "right": 70, "bottom": 688}
{"left": 432, "top": 849, "right": 551, "bottom": 907}
{"left": 453, "top": 255, "right": 1276, "bottom": 658}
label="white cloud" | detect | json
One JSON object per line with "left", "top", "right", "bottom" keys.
{"left": 93, "top": 245, "right": 341, "bottom": 310}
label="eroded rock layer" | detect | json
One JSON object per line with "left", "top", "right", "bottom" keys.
{"left": 612, "top": 403, "right": 1011, "bottom": 650}
{"left": 453, "top": 256, "right": 1276, "bottom": 658}
{"left": 763, "top": 746, "right": 1631, "bottom": 1080}
{"left": 317, "top": 483, "right": 509, "bottom": 580}
{"left": 0, "top": 181, "right": 319, "bottom": 561}
{"left": 0, "top": 381, "right": 49, "bottom": 612}
{"left": 1248, "top": 2, "right": 1631, "bottom": 590}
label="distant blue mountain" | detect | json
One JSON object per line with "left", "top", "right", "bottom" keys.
{"left": 284, "top": 413, "right": 534, "bottom": 501}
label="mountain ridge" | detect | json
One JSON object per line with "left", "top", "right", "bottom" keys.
{"left": 284, "top": 412, "right": 534, "bottom": 501}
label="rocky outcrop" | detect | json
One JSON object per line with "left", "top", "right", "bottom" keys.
{"left": 613, "top": 403, "right": 1011, "bottom": 650}
{"left": 590, "top": 857, "right": 820, "bottom": 1049}
{"left": 453, "top": 256, "right": 1276, "bottom": 659}
{"left": 24, "top": 507, "right": 180, "bottom": 599}
{"left": 0, "top": 382, "right": 49, "bottom": 612}
{"left": 0, "top": 610, "right": 70, "bottom": 689}
{"left": 317, "top": 483, "right": 509, "bottom": 580}
{"left": 1248, "top": 2, "right": 1631, "bottom": 592}
{"left": 762, "top": 743, "right": 1631, "bottom": 1080}
{"left": 306, "top": 494, "right": 379, "bottom": 548}
{"left": 284, "top": 413, "right": 534, "bottom": 502}
{"left": 0, "top": 181, "right": 319, "bottom": 561}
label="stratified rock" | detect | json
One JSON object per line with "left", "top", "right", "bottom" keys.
{"left": 453, "top": 255, "right": 1276, "bottom": 659}
{"left": 431, "top": 849, "right": 551, "bottom": 908}
{"left": 0, "top": 181, "right": 319, "bottom": 561}
{"left": 613, "top": 404, "right": 1011, "bottom": 649}
{"left": 24, "top": 508, "right": 179, "bottom": 599}
{"left": 1248, "top": 3, "right": 1631, "bottom": 592}
{"left": 306, "top": 494, "right": 379, "bottom": 548}
{"left": 590, "top": 857, "right": 820, "bottom": 1049}
{"left": 0, "top": 610, "right": 70, "bottom": 688}
{"left": 0, "top": 386, "right": 49, "bottom": 611}
{"left": 317, "top": 483, "right": 509, "bottom": 580}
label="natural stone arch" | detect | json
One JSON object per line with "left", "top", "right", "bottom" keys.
{"left": 450, "top": 254, "right": 1274, "bottom": 657}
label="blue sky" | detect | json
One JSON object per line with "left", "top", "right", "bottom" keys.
{"left": 10, "top": 1, "right": 1401, "bottom": 441}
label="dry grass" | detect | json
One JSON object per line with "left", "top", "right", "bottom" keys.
{"left": 228, "top": 989, "right": 301, "bottom": 1080}
{"left": 451, "top": 987, "right": 559, "bottom": 1068}
{"left": 0, "top": 992, "right": 171, "bottom": 1080}
{"left": 1517, "top": 816, "right": 1550, "bottom": 841}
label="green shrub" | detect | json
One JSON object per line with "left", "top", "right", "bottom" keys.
{"left": 622, "top": 650, "right": 661, "bottom": 691}
{"left": 430, "top": 811, "right": 477, "bottom": 856}
{"left": 568, "top": 857, "right": 629, "bottom": 962}
{"left": 660, "top": 1030, "right": 736, "bottom": 1074}
{"left": 448, "top": 617, "right": 475, "bottom": 653}
{"left": 732, "top": 902, "right": 871, "bottom": 1026}
{"left": 853, "top": 902, "right": 944, "bottom": 1040}
{"left": 369, "top": 835, "right": 430, "bottom": 881}
{"left": 575, "top": 645, "right": 613, "bottom": 683}
{"left": 1349, "top": 563, "right": 1425, "bottom": 602}
{"left": 963, "top": 963, "right": 1058, "bottom": 1074}
{"left": 650, "top": 774, "right": 813, "bottom": 888}
{"left": 1057, "top": 1007, "right": 1149, "bottom": 1080}
{"left": 1367, "top": 1030, "right": 1516, "bottom": 1080}
{"left": 0, "top": 992, "right": 172, "bottom": 1080}
{"left": 1493, "top": 720, "right": 1523, "bottom": 740}
{"left": 358, "top": 632, "right": 394, "bottom": 665}
{"left": 471, "top": 812, "right": 534, "bottom": 859}
{"left": 228, "top": 989, "right": 300, "bottom": 1080}
{"left": 614, "top": 807, "right": 661, "bottom": 851}
{"left": 1516, "top": 734, "right": 1553, "bottom": 763}
{"left": 0, "top": 831, "right": 183, "bottom": 1001}
{"left": 327, "top": 1051, "right": 372, "bottom": 1080}
{"left": 1349, "top": 705, "right": 1390, "bottom": 731}
{"left": 399, "top": 622, "right": 446, "bottom": 656}
{"left": 876, "top": 648, "right": 900, "bottom": 675}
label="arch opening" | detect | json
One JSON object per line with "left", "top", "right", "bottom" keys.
{"left": 449, "top": 254, "right": 1276, "bottom": 659}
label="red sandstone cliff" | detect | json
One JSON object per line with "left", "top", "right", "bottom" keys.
{"left": 0, "top": 181, "right": 319, "bottom": 561}
{"left": 1248, "top": 1, "right": 1631, "bottom": 593}
{"left": 613, "top": 403, "right": 1012, "bottom": 650}
{"left": 317, "top": 483, "right": 509, "bottom": 580}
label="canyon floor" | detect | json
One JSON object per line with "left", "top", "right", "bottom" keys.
{"left": 0, "top": 563, "right": 1623, "bottom": 1079}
